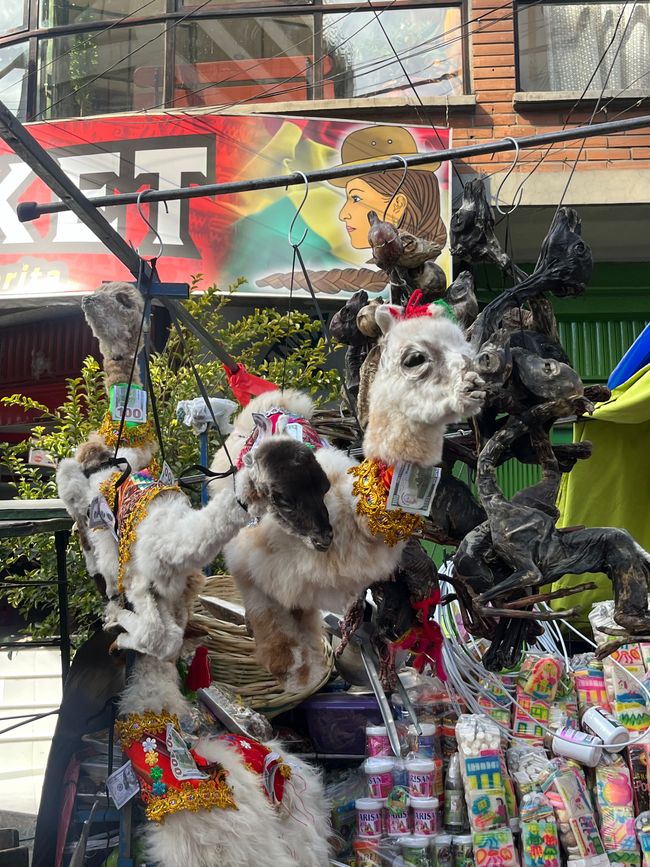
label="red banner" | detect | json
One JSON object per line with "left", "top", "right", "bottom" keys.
{"left": 0, "top": 113, "right": 451, "bottom": 302}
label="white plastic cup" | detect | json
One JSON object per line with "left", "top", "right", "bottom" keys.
{"left": 406, "top": 758, "right": 435, "bottom": 797}
{"left": 366, "top": 724, "right": 391, "bottom": 757}
{"left": 364, "top": 757, "right": 395, "bottom": 798}
{"left": 551, "top": 725, "right": 603, "bottom": 767}
{"left": 411, "top": 795, "right": 440, "bottom": 835}
{"left": 356, "top": 797, "right": 384, "bottom": 837}
{"left": 581, "top": 706, "right": 628, "bottom": 752}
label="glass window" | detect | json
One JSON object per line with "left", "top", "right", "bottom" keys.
{"left": 173, "top": 17, "right": 316, "bottom": 106}
{"left": 0, "top": 42, "right": 29, "bottom": 118}
{"left": 40, "top": 0, "right": 166, "bottom": 29}
{"left": 0, "top": 0, "right": 28, "bottom": 36}
{"left": 517, "top": 2, "right": 650, "bottom": 92}
{"left": 322, "top": 6, "right": 463, "bottom": 99}
{"left": 171, "top": 7, "right": 462, "bottom": 108}
{"left": 37, "top": 23, "right": 165, "bottom": 118}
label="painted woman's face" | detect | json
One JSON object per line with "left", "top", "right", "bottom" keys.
{"left": 338, "top": 178, "right": 403, "bottom": 250}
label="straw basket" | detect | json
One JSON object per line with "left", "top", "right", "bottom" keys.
{"left": 193, "top": 575, "right": 334, "bottom": 717}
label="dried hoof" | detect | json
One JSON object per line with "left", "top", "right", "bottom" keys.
{"left": 614, "top": 611, "right": 650, "bottom": 635}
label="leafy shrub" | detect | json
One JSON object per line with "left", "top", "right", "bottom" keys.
{"left": 0, "top": 283, "right": 341, "bottom": 642}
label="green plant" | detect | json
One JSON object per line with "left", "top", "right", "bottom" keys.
{"left": 0, "top": 282, "right": 341, "bottom": 644}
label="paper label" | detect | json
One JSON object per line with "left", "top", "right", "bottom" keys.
{"left": 88, "top": 495, "right": 118, "bottom": 540}
{"left": 166, "top": 724, "right": 208, "bottom": 781}
{"left": 285, "top": 422, "right": 305, "bottom": 442}
{"left": 387, "top": 462, "right": 441, "bottom": 515}
{"left": 27, "top": 448, "right": 57, "bottom": 468}
{"left": 159, "top": 461, "right": 175, "bottom": 486}
{"left": 106, "top": 760, "right": 140, "bottom": 809}
{"left": 110, "top": 384, "right": 148, "bottom": 424}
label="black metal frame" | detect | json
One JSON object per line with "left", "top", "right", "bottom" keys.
{"left": 0, "top": 0, "right": 468, "bottom": 120}
{"left": 0, "top": 518, "right": 72, "bottom": 687}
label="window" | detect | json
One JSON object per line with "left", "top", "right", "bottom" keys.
{"left": 166, "top": 5, "right": 463, "bottom": 107}
{"left": 0, "top": 0, "right": 466, "bottom": 120}
{"left": 517, "top": 1, "right": 650, "bottom": 92}
{"left": 40, "top": 0, "right": 165, "bottom": 28}
{"left": 0, "top": 0, "right": 29, "bottom": 36}
{"left": 0, "top": 42, "right": 29, "bottom": 118}
{"left": 37, "top": 23, "right": 165, "bottom": 118}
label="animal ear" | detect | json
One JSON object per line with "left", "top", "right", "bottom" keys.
{"left": 375, "top": 304, "right": 402, "bottom": 335}
{"left": 251, "top": 413, "right": 272, "bottom": 439}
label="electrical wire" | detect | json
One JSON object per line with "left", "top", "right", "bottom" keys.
{"left": 29, "top": 0, "right": 221, "bottom": 121}
{"left": 0, "top": 0, "right": 163, "bottom": 105}
{"left": 435, "top": 581, "right": 650, "bottom": 748}
{"left": 25, "top": 0, "right": 549, "bottom": 198}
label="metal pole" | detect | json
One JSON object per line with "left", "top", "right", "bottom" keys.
{"left": 54, "top": 529, "right": 70, "bottom": 685}
{"left": 12, "top": 112, "right": 650, "bottom": 222}
{"left": 0, "top": 100, "right": 150, "bottom": 283}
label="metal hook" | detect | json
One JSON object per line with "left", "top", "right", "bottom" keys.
{"left": 287, "top": 171, "right": 309, "bottom": 249}
{"left": 495, "top": 138, "right": 523, "bottom": 216}
{"left": 382, "top": 154, "right": 409, "bottom": 224}
{"left": 136, "top": 188, "right": 167, "bottom": 261}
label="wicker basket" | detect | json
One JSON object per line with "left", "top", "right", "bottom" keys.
{"left": 194, "top": 575, "right": 333, "bottom": 717}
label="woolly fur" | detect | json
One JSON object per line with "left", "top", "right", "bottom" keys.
{"left": 56, "top": 446, "right": 248, "bottom": 659}
{"left": 119, "top": 656, "right": 330, "bottom": 867}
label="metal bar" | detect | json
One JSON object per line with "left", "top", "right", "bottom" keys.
{"left": 16, "top": 112, "right": 650, "bottom": 221}
{"left": 0, "top": 99, "right": 150, "bottom": 283}
{"left": 55, "top": 529, "right": 71, "bottom": 684}
{"left": 0, "top": 709, "right": 60, "bottom": 737}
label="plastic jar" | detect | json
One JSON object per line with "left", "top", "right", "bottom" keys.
{"left": 411, "top": 796, "right": 439, "bottom": 835}
{"left": 406, "top": 758, "right": 435, "bottom": 797}
{"left": 352, "top": 835, "right": 383, "bottom": 866}
{"left": 551, "top": 725, "right": 603, "bottom": 767}
{"left": 433, "top": 833, "right": 454, "bottom": 867}
{"left": 364, "top": 757, "right": 395, "bottom": 798}
{"left": 355, "top": 798, "right": 384, "bottom": 837}
{"left": 452, "top": 834, "right": 473, "bottom": 867}
{"left": 408, "top": 722, "right": 438, "bottom": 758}
{"left": 400, "top": 835, "right": 431, "bottom": 866}
{"left": 385, "top": 795, "right": 411, "bottom": 836}
{"left": 581, "top": 706, "right": 628, "bottom": 753}
{"left": 366, "top": 724, "right": 391, "bottom": 757}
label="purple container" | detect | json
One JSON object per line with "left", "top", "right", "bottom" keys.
{"left": 301, "top": 692, "right": 383, "bottom": 755}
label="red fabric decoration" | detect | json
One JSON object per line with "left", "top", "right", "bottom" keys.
{"left": 186, "top": 646, "right": 211, "bottom": 691}
{"left": 236, "top": 409, "right": 327, "bottom": 470}
{"left": 224, "top": 364, "right": 277, "bottom": 406}
{"left": 389, "top": 588, "right": 446, "bottom": 681}
{"left": 198, "top": 734, "right": 292, "bottom": 804}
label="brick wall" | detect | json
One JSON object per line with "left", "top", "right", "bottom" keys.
{"left": 450, "top": 0, "right": 650, "bottom": 174}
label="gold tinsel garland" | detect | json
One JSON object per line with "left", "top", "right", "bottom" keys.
{"left": 98, "top": 470, "right": 180, "bottom": 594}
{"left": 97, "top": 411, "right": 155, "bottom": 450}
{"left": 144, "top": 777, "right": 237, "bottom": 822}
{"left": 349, "top": 458, "right": 424, "bottom": 547}
{"left": 116, "top": 710, "right": 180, "bottom": 748}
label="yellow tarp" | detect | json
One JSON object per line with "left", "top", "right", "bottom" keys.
{"left": 552, "top": 362, "right": 650, "bottom": 628}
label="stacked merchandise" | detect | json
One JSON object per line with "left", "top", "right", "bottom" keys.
{"left": 339, "top": 628, "right": 650, "bottom": 866}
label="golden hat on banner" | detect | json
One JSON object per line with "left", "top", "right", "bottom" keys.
{"left": 328, "top": 126, "right": 441, "bottom": 187}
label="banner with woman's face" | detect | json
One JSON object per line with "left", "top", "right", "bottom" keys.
{"left": 0, "top": 114, "right": 450, "bottom": 303}
{"left": 228, "top": 117, "right": 452, "bottom": 298}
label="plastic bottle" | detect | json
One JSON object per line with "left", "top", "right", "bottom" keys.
{"left": 443, "top": 754, "right": 467, "bottom": 833}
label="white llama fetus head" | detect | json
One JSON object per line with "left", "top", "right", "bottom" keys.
{"left": 363, "top": 302, "right": 485, "bottom": 467}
